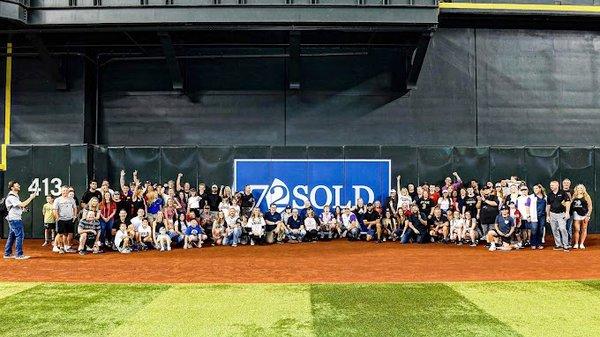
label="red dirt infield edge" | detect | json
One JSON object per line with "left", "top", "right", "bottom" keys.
{"left": 2, "top": 236, "right": 600, "bottom": 284}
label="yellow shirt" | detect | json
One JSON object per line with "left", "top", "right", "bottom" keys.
{"left": 42, "top": 203, "right": 56, "bottom": 223}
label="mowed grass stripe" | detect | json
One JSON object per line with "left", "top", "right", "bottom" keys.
{"left": 0, "top": 282, "right": 38, "bottom": 300}
{"left": 109, "top": 284, "right": 315, "bottom": 337}
{"left": 450, "top": 281, "right": 600, "bottom": 337}
{"left": 310, "top": 283, "right": 520, "bottom": 337}
{"left": 0, "top": 283, "right": 170, "bottom": 337}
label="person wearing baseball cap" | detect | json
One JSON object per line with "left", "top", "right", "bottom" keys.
{"left": 486, "top": 205, "right": 516, "bottom": 251}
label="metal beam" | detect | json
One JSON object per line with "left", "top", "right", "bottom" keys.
{"left": 158, "top": 32, "right": 183, "bottom": 90}
{"left": 26, "top": 34, "right": 67, "bottom": 90}
{"left": 288, "top": 31, "right": 300, "bottom": 90}
{"left": 406, "top": 31, "right": 432, "bottom": 89}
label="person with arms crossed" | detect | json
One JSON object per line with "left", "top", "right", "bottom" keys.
{"left": 3, "top": 181, "right": 37, "bottom": 260}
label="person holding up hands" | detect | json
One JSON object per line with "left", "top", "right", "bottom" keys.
{"left": 4, "top": 181, "right": 38, "bottom": 260}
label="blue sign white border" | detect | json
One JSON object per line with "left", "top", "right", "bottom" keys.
{"left": 233, "top": 158, "right": 392, "bottom": 194}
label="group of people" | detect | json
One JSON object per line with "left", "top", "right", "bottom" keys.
{"left": 2, "top": 169, "right": 593, "bottom": 259}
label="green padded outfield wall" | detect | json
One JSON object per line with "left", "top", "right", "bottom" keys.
{"left": 2, "top": 145, "right": 600, "bottom": 237}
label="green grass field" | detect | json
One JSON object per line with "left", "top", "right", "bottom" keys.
{"left": 0, "top": 281, "right": 599, "bottom": 337}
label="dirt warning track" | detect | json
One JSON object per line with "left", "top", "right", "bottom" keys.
{"left": 2, "top": 237, "right": 600, "bottom": 283}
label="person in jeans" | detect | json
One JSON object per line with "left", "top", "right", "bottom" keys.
{"left": 4, "top": 181, "right": 37, "bottom": 260}
{"left": 528, "top": 184, "right": 547, "bottom": 250}
{"left": 562, "top": 178, "right": 574, "bottom": 246}
{"left": 400, "top": 204, "right": 428, "bottom": 244}
{"left": 547, "top": 181, "right": 571, "bottom": 251}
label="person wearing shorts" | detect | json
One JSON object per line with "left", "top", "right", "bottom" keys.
{"left": 42, "top": 195, "right": 56, "bottom": 247}
{"left": 184, "top": 219, "right": 207, "bottom": 249}
{"left": 487, "top": 206, "right": 516, "bottom": 251}
{"left": 53, "top": 186, "right": 78, "bottom": 254}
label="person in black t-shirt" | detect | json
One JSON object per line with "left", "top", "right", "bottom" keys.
{"left": 417, "top": 190, "right": 434, "bottom": 219}
{"left": 478, "top": 187, "right": 499, "bottom": 238}
{"left": 547, "top": 180, "right": 571, "bottom": 250}
{"left": 400, "top": 205, "right": 428, "bottom": 244}
{"left": 363, "top": 203, "right": 382, "bottom": 242}
{"left": 463, "top": 187, "right": 478, "bottom": 218}
{"left": 81, "top": 180, "right": 102, "bottom": 208}
{"left": 428, "top": 207, "right": 449, "bottom": 242}
{"left": 206, "top": 184, "right": 222, "bottom": 213}
{"left": 240, "top": 185, "right": 255, "bottom": 218}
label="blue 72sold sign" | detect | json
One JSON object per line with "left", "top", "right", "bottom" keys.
{"left": 234, "top": 159, "right": 391, "bottom": 213}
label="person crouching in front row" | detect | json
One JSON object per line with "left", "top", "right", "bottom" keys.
{"left": 286, "top": 208, "right": 306, "bottom": 243}
{"left": 246, "top": 208, "right": 266, "bottom": 246}
{"left": 304, "top": 209, "right": 319, "bottom": 242}
{"left": 77, "top": 211, "right": 101, "bottom": 255}
{"left": 487, "top": 206, "right": 517, "bottom": 251}
{"left": 342, "top": 206, "right": 361, "bottom": 241}
{"left": 400, "top": 205, "right": 429, "bottom": 244}
{"left": 114, "top": 223, "right": 132, "bottom": 253}
{"left": 184, "top": 219, "right": 207, "bottom": 249}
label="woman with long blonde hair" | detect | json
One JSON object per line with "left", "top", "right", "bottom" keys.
{"left": 572, "top": 184, "right": 593, "bottom": 249}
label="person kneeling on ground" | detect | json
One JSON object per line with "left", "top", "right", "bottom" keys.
{"left": 428, "top": 207, "right": 449, "bottom": 243}
{"left": 264, "top": 203, "right": 286, "bottom": 243}
{"left": 184, "top": 219, "right": 207, "bottom": 249}
{"left": 342, "top": 206, "right": 360, "bottom": 241}
{"left": 303, "top": 209, "right": 319, "bottom": 242}
{"left": 77, "top": 211, "right": 101, "bottom": 255}
{"left": 286, "top": 208, "right": 306, "bottom": 243}
{"left": 114, "top": 223, "right": 132, "bottom": 253}
{"left": 319, "top": 205, "right": 337, "bottom": 240}
{"left": 487, "top": 206, "right": 517, "bottom": 251}
{"left": 400, "top": 205, "right": 429, "bottom": 244}
{"left": 363, "top": 203, "right": 382, "bottom": 242}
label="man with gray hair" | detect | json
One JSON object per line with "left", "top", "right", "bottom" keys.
{"left": 547, "top": 180, "right": 571, "bottom": 252}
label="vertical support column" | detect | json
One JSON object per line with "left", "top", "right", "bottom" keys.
{"left": 1, "top": 42, "right": 13, "bottom": 171}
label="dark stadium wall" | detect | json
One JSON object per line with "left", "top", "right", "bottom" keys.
{"left": 3, "top": 28, "right": 600, "bottom": 146}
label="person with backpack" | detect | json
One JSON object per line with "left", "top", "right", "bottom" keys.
{"left": 3, "top": 181, "right": 37, "bottom": 260}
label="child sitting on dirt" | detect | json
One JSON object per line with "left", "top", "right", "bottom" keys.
{"left": 114, "top": 223, "right": 132, "bottom": 254}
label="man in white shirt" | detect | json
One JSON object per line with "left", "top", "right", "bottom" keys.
{"left": 4, "top": 181, "right": 37, "bottom": 260}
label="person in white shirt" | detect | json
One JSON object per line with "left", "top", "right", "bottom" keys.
{"left": 130, "top": 208, "right": 145, "bottom": 232}
{"left": 137, "top": 218, "right": 153, "bottom": 249}
{"left": 304, "top": 209, "right": 319, "bottom": 242}
{"left": 319, "top": 205, "right": 337, "bottom": 240}
{"left": 246, "top": 208, "right": 265, "bottom": 246}
{"left": 516, "top": 185, "right": 531, "bottom": 247}
{"left": 114, "top": 223, "right": 132, "bottom": 253}
{"left": 449, "top": 211, "right": 465, "bottom": 244}
{"left": 3, "top": 181, "right": 37, "bottom": 260}
{"left": 224, "top": 207, "right": 241, "bottom": 247}
{"left": 187, "top": 188, "right": 201, "bottom": 218}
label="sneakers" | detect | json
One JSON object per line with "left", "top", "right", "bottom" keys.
{"left": 14, "top": 255, "right": 30, "bottom": 260}
{"left": 250, "top": 239, "right": 255, "bottom": 246}
{"left": 42, "top": 241, "right": 48, "bottom": 247}
{"left": 232, "top": 243, "right": 238, "bottom": 247}
{"left": 573, "top": 244, "right": 579, "bottom": 249}
{"left": 3, "top": 255, "right": 12, "bottom": 259}
{"left": 553, "top": 246, "right": 562, "bottom": 251}
{"left": 489, "top": 244, "right": 497, "bottom": 252}
{"left": 580, "top": 244, "right": 586, "bottom": 250}
{"left": 59, "top": 248, "right": 65, "bottom": 254}
{"left": 469, "top": 243, "right": 477, "bottom": 247}
{"left": 78, "top": 250, "right": 86, "bottom": 256}
{"left": 52, "top": 246, "right": 60, "bottom": 253}
{"left": 167, "top": 245, "right": 171, "bottom": 251}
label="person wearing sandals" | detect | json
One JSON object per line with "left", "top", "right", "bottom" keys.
{"left": 572, "top": 184, "right": 593, "bottom": 250}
